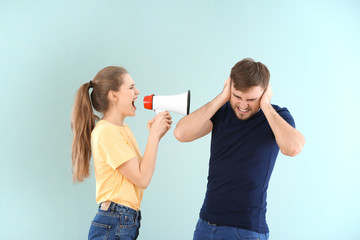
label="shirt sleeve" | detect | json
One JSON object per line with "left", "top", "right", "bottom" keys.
{"left": 97, "top": 128, "right": 137, "bottom": 170}
{"left": 210, "top": 102, "right": 227, "bottom": 124}
{"left": 278, "top": 108, "right": 296, "bottom": 128}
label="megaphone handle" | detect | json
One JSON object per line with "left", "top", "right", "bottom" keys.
{"left": 155, "top": 109, "right": 165, "bottom": 114}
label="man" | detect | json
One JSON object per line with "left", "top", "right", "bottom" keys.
{"left": 174, "top": 58, "right": 305, "bottom": 240}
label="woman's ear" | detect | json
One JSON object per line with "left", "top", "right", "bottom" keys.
{"left": 107, "top": 90, "right": 118, "bottom": 103}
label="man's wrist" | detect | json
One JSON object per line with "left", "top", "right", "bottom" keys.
{"left": 261, "top": 102, "right": 273, "bottom": 113}
{"left": 212, "top": 94, "right": 225, "bottom": 108}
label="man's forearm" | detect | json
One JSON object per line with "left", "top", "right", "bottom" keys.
{"left": 174, "top": 93, "right": 227, "bottom": 142}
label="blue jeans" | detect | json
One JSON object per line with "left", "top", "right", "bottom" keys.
{"left": 193, "top": 218, "right": 269, "bottom": 240}
{"left": 88, "top": 202, "right": 141, "bottom": 240}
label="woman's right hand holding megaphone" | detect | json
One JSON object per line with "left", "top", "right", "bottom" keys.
{"left": 147, "top": 111, "right": 173, "bottom": 140}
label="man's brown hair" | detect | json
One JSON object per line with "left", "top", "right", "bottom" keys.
{"left": 230, "top": 58, "right": 270, "bottom": 91}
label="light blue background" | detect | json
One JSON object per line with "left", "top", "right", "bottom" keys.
{"left": 1, "top": 0, "right": 359, "bottom": 239}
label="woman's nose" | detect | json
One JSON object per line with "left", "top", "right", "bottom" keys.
{"left": 135, "top": 88, "right": 140, "bottom": 95}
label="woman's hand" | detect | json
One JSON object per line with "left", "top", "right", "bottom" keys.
{"left": 147, "top": 111, "right": 173, "bottom": 139}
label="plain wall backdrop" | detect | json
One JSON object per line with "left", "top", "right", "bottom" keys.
{"left": 1, "top": 0, "right": 359, "bottom": 239}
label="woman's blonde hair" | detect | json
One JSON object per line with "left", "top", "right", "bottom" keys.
{"left": 71, "top": 66, "right": 127, "bottom": 182}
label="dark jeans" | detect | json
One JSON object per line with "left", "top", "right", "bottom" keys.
{"left": 193, "top": 218, "right": 269, "bottom": 240}
{"left": 88, "top": 202, "right": 141, "bottom": 240}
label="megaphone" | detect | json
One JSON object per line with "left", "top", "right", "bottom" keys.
{"left": 143, "top": 90, "right": 191, "bottom": 115}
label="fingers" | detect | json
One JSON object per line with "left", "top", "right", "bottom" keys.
{"left": 165, "top": 119, "right": 173, "bottom": 131}
{"left": 157, "top": 111, "right": 172, "bottom": 122}
{"left": 147, "top": 119, "right": 155, "bottom": 131}
{"left": 161, "top": 112, "right": 172, "bottom": 135}
{"left": 260, "top": 84, "right": 273, "bottom": 107}
{"left": 148, "top": 111, "right": 173, "bottom": 137}
{"left": 225, "top": 77, "right": 231, "bottom": 85}
{"left": 162, "top": 111, "right": 172, "bottom": 130}
{"left": 220, "top": 77, "right": 231, "bottom": 102}
{"left": 158, "top": 111, "right": 172, "bottom": 118}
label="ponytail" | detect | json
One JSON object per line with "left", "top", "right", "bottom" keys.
{"left": 71, "top": 66, "right": 127, "bottom": 182}
{"left": 71, "top": 82, "right": 99, "bottom": 182}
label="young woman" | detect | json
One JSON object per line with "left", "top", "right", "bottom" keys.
{"left": 71, "top": 66, "right": 172, "bottom": 240}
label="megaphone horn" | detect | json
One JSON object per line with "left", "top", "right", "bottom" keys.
{"left": 143, "top": 90, "right": 191, "bottom": 115}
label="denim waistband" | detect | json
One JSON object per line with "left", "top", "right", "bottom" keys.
{"left": 100, "top": 202, "right": 141, "bottom": 218}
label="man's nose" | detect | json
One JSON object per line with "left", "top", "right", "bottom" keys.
{"left": 239, "top": 101, "right": 248, "bottom": 109}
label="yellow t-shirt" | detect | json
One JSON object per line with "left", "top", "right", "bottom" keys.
{"left": 91, "top": 120, "right": 144, "bottom": 210}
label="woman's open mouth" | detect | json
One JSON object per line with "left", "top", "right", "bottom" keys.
{"left": 132, "top": 100, "right": 136, "bottom": 110}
